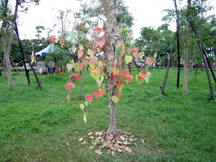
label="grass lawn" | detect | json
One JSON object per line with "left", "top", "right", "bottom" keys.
{"left": 0, "top": 69, "right": 215, "bottom": 162}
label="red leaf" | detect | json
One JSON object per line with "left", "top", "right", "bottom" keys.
{"left": 97, "top": 38, "right": 106, "bottom": 49}
{"left": 118, "top": 60, "right": 122, "bottom": 67}
{"left": 65, "top": 82, "right": 75, "bottom": 93}
{"left": 69, "top": 73, "right": 81, "bottom": 83}
{"left": 122, "top": 69, "right": 130, "bottom": 78}
{"left": 80, "top": 64, "right": 84, "bottom": 71}
{"left": 117, "top": 40, "right": 124, "bottom": 46}
{"left": 78, "top": 50, "right": 84, "bottom": 59}
{"left": 49, "top": 36, "right": 56, "bottom": 44}
{"left": 128, "top": 33, "right": 131, "bottom": 39}
{"left": 94, "top": 27, "right": 102, "bottom": 35}
{"left": 129, "top": 48, "right": 138, "bottom": 55}
{"left": 86, "top": 95, "right": 93, "bottom": 103}
{"left": 90, "top": 56, "right": 98, "bottom": 64}
{"left": 132, "top": 53, "right": 141, "bottom": 61}
{"left": 67, "top": 94, "right": 70, "bottom": 102}
{"left": 126, "top": 76, "right": 133, "bottom": 84}
{"left": 98, "top": 89, "right": 106, "bottom": 97}
{"left": 92, "top": 92, "right": 100, "bottom": 99}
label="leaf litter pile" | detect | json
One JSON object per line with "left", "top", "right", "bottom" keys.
{"left": 78, "top": 129, "right": 141, "bottom": 155}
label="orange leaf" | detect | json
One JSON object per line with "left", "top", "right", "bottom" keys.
{"left": 136, "top": 75, "right": 144, "bottom": 85}
{"left": 146, "top": 57, "right": 156, "bottom": 66}
{"left": 60, "top": 38, "right": 65, "bottom": 48}
{"left": 139, "top": 70, "right": 147, "bottom": 78}
{"left": 112, "top": 65, "right": 119, "bottom": 76}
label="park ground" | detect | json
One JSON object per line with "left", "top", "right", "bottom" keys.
{"left": 0, "top": 69, "right": 215, "bottom": 162}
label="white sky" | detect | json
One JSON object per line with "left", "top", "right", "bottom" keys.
{"left": 17, "top": 0, "right": 216, "bottom": 40}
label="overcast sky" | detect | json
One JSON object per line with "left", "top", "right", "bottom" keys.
{"left": 17, "top": 0, "right": 216, "bottom": 40}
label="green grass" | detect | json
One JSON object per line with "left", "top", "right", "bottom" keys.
{"left": 0, "top": 69, "right": 215, "bottom": 162}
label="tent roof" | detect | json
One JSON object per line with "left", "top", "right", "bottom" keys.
{"left": 35, "top": 44, "right": 60, "bottom": 57}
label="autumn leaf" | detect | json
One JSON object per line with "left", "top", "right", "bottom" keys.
{"left": 140, "top": 70, "right": 147, "bottom": 78}
{"left": 49, "top": 36, "right": 56, "bottom": 44}
{"left": 111, "top": 65, "right": 119, "bottom": 76}
{"left": 67, "top": 94, "right": 70, "bottom": 102}
{"left": 97, "top": 38, "right": 106, "bottom": 49}
{"left": 132, "top": 52, "right": 141, "bottom": 61}
{"left": 144, "top": 72, "right": 151, "bottom": 83}
{"left": 94, "top": 27, "right": 103, "bottom": 35}
{"left": 125, "top": 55, "right": 133, "bottom": 64}
{"left": 90, "top": 56, "right": 98, "bottom": 65}
{"left": 80, "top": 104, "right": 85, "bottom": 110}
{"left": 79, "top": 44, "right": 83, "bottom": 50}
{"left": 112, "top": 96, "right": 119, "bottom": 103}
{"left": 86, "top": 95, "right": 93, "bottom": 103}
{"left": 65, "top": 82, "right": 75, "bottom": 93}
{"left": 98, "top": 89, "right": 106, "bottom": 97}
{"left": 69, "top": 73, "right": 81, "bottom": 83}
{"left": 83, "top": 114, "right": 87, "bottom": 124}
{"left": 126, "top": 75, "right": 133, "bottom": 84}
{"left": 129, "top": 48, "right": 138, "bottom": 55}
{"left": 122, "top": 69, "right": 130, "bottom": 78}
{"left": 80, "top": 64, "right": 84, "bottom": 71}
{"left": 136, "top": 75, "right": 144, "bottom": 85}
{"left": 60, "top": 38, "right": 64, "bottom": 48}
{"left": 78, "top": 50, "right": 84, "bottom": 59}
{"left": 90, "top": 68, "right": 100, "bottom": 80}
{"left": 74, "top": 63, "right": 81, "bottom": 72}
{"left": 92, "top": 92, "right": 100, "bottom": 99}
{"left": 146, "top": 57, "right": 156, "bottom": 66}
{"left": 118, "top": 60, "right": 122, "bottom": 67}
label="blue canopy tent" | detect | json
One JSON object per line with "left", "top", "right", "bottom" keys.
{"left": 35, "top": 44, "right": 70, "bottom": 73}
{"left": 35, "top": 44, "right": 70, "bottom": 57}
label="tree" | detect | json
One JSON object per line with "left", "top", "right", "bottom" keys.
{"left": 35, "top": 25, "right": 45, "bottom": 40}
{"left": 0, "top": 0, "right": 40, "bottom": 89}
{"left": 62, "top": 0, "right": 155, "bottom": 136}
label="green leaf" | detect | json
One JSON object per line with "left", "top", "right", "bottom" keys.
{"left": 70, "top": 32, "right": 78, "bottom": 40}
{"left": 115, "top": 45, "right": 122, "bottom": 55}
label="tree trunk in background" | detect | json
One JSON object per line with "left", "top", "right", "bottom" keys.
{"left": 176, "top": 20, "right": 180, "bottom": 89}
{"left": 3, "top": 31, "right": 14, "bottom": 90}
{"left": 182, "top": 0, "right": 191, "bottom": 96}
{"left": 1, "top": 0, "right": 18, "bottom": 90}
{"left": 160, "top": 33, "right": 177, "bottom": 95}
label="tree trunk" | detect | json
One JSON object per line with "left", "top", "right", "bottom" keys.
{"left": 160, "top": 33, "right": 177, "bottom": 95}
{"left": 182, "top": 0, "right": 191, "bottom": 96}
{"left": 1, "top": 0, "right": 18, "bottom": 90}
{"left": 14, "top": 22, "right": 42, "bottom": 89}
{"left": 103, "top": 17, "right": 117, "bottom": 135}
{"left": 3, "top": 31, "right": 14, "bottom": 90}
{"left": 80, "top": 70, "right": 84, "bottom": 96}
